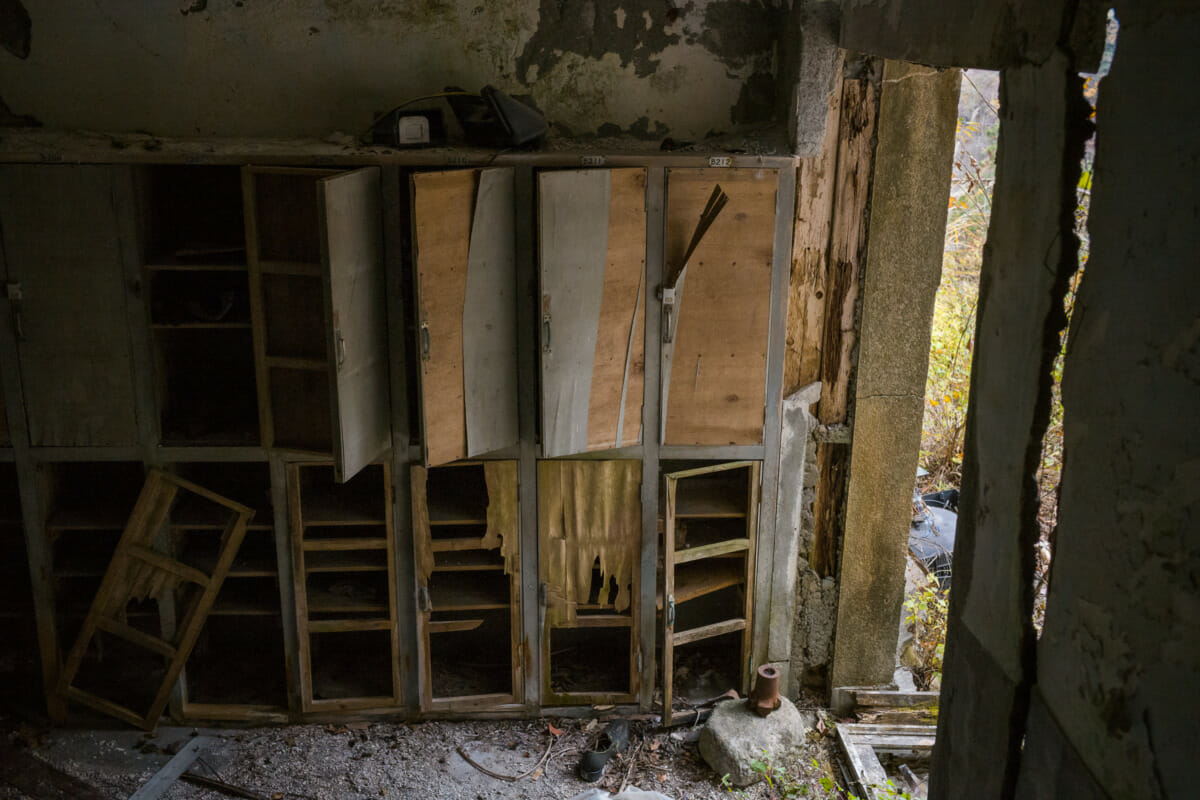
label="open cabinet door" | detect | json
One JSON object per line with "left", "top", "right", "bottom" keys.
{"left": 661, "top": 169, "right": 778, "bottom": 445}
{"left": 318, "top": 167, "right": 392, "bottom": 483}
{"left": 661, "top": 461, "right": 759, "bottom": 725}
{"left": 411, "top": 169, "right": 519, "bottom": 467}
{"left": 538, "top": 169, "right": 647, "bottom": 457}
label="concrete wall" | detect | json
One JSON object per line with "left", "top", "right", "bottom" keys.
{"left": 0, "top": 0, "right": 787, "bottom": 140}
{"left": 829, "top": 59, "right": 958, "bottom": 689}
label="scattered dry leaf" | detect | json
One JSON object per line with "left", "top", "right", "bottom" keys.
{"left": 548, "top": 723, "right": 563, "bottom": 736}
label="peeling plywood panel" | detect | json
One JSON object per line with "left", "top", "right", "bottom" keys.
{"left": 539, "top": 169, "right": 647, "bottom": 456}
{"left": 412, "top": 170, "right": 473, "bottom": 467}
{"left": 463, "top": 170, "right": 519, "bottom": 458}
{"left": 537, "top": 460, "right": 641, "bottom": 625}
{"left": 662, "top": 168, "right": 778, "bottom": 445}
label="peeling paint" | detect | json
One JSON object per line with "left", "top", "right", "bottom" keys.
{"left": 517, "top": 0, "right": 680, "bottom": 80}
{"left": 731, "top": 71, "right": 776, "bottom": 124}
{"left": 698, "top": 0, "right": 780, "bottom": 66}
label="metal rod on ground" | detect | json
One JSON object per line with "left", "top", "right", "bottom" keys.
{"left": 456, "top": 735, "right": 555, "bottom": 782}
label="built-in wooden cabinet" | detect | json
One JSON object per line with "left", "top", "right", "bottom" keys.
{"left": 0, "top": 157, "right": 791, "bottom": 724}
{"left": 410, "top": 169, "right": 518, "bottom": 467}
{"left": 661, "top": 169, "right": 778, "bottom": 445}
{"left": 289, "top": 461, "right": 401, "bottom": 711}
{"left": 412, "top": 461, "right": 522, "bottom": 710}
{"left": 538, "top": 168, "right": 648, "bottom": 457}
{"left": 660, "top": 461, "right": 759, "bottom": 724}
{"left": 246, "top": 167, "right": 391, "bottom": 482}
{"left": 538, "top": 459, "right": 643, "bottom": 705}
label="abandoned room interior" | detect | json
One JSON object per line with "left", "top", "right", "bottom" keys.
{"left": 0, "top": 0, "right": 1195, "bottom": 797}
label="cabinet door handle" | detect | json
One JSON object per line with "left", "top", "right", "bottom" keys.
{"left": 667, "top": 595, "right": 675, "bottom": 629}
{"left": 335, "top": 330, "right": 346, "bottom": 367}
{"left": 542, "top": 315, "right": 551, "bottom": 353}
{"left": 420, "top": 322, "right": 431, "bottom": 361}
{"left": 417, "top": 584, "right": 431, "bottom": 612}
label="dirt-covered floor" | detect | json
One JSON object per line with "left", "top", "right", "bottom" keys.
{"left": 0, "top": 708, "right": 851, "bottom": 800}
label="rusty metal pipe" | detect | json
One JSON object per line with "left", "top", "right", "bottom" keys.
{"left": 748, "top": 664, "right": 782, "bottom": 717}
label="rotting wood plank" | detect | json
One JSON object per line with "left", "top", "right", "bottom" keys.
{"left": 811, "top": 73, "right": 880, "bottom": 578}
{"left": 412, "top": 170, "right": 475, "bottom": 467}
{"left": 663, "top": 169, "right": 778, "bottom": 445}
{"left": 785, "top": 59, "right": 843, "bottom": 395}
{"left": 672, "top": 617, "right": 747, "bottom": 646}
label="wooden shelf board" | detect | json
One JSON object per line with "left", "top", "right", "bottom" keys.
{"left": 259, "top": 260, "right": 322, "bottom": 277}
{"left": 674, "top": 478, "right": 748, "bottom": 518}
{"left": 46, "top": 510, "right": 127, "bottom": 531}
{"left": 674, "top": 538, "right": 750, "bottom": 564}
{"left": 152, "top": 322, "right": 253, "bottom": 330}
{"left": 430, "top": 537, "right": 487, "bottom": 553}
{"left": 304, "top": 551, "right": 389, "bottom": 573}
{"left": 672, "top": 616, "right": 746, "bottom": 646}
{"left": 302, "top": 537, "right": 388, "bottom": 551}
{"left": 306, "top": 587, "right": 389, "bottom": 614}
{"left": 431, "top": 547, "right": 504, "bottom": 572}
{"left": 266, "top": 355, "right": 327, "bottom": 371}
{"left": 429, "top": 517, "right": 488, "bottom": 526}
{"left": 662, "top": 559, "right": 745, "bottom": 608}
{"left": 145, "top": 262, "right": 247, "bottom": 272}
{"left": 429, "top": 573, "right": 510, "bottom": 612}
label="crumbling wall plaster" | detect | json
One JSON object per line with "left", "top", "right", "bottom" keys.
{"left": 0, "top": 0, "right": 788, "bottom": 140}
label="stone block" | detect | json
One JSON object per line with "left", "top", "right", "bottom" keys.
{"left": 698, "top": 697, "right": 816, "bottom": 787}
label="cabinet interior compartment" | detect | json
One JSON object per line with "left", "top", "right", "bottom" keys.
{"left": 660, "top": 460, "right": 758, "bottom": 724}
{"left": 261, "top": 273, "right": 327, "bottom": 360}
{"left": 417, "top": 461, "right": 520, "bottom": 709}
{"left": 309, "top": 630, "right": 394, "bottom": 702}
{"left": 250, "top": 172, "right": 324, "bottom": 264}
{"left": 166, "top": 462, "right": 286, "bottom": 714}
{"left": 269, "top": 367, "right": 332, "bottom": 453}
{"left": 292, "top": 461, "right": 399, "bottom": 710}
{"left": 141, "top": 166, "right": 246, "bottom": 267}
{"left": 549, "top": 624, "right": 632, "bottom": 696}
{"left": 154, "top": 328, "right": 259, "bottom": 445}
{"left": 0, "top": 464, "right": 39, "bottom": 703}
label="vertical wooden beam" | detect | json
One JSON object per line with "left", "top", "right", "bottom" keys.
{"left": 269, "top": 452, "right": 302, "bottom": 718}
{"left": 638, "top": 167, "right": 665, "bottom": 709}
{"left": 753, "top": 164, "right": 797, "bottom": 672}
{"left": 785, "top": 60, "right": 844, "bottom": 396}
{"left": 811, "top": 70, "right": 881, "bottom": 578}
{"left": 513, "top": 165, "right": 541, "bottom": 708}
{"left": 381, "top": 166, "right": 418, "bottom": 711}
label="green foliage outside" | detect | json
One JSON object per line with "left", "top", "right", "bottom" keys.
{"left": 720, "top": 754, "right": 917, "bottom": 800}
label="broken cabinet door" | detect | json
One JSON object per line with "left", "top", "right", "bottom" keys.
{"left": 538, "top": 169, "right": 647, "bottom": 457}
{"left": 410, "top": 169, "right": 518, "bottom": 467}
{"left": 661, "top": 460, "right": 760, "bottom": 725}
{"left": 244, "top": 166, "right": 391, "bottom": 483}
{"left": 661, "top": 169, "right": 778, "bottom": 445}
{"left": 319, "top": 168, "right": 392, "bottom": 482}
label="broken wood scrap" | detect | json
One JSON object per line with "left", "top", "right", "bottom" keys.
{"left": 128, "top": 735, "right": 213, "bottom": 800}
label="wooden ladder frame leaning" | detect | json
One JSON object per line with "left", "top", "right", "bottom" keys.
{"left": 52, "top": 469, "right": 254, "bottom": 729}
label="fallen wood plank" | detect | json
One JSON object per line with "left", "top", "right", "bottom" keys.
{"left": 128, "top": 735, "right": 213, "bottom": 800}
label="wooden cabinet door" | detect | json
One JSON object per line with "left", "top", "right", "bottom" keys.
{"left": 538, "top": 169, "right": 647, "bottom": 457}
{"left": 0, "top": 166, "right": 140, "bottom": 446}
{"left": 318, "top": 167, "right": 392, "bottom": 483}
{"left": 661, "top": 168, "right": 778, "bottom": 445}
{"left": 411, "top": 169, "right": 518, "bottom": 467}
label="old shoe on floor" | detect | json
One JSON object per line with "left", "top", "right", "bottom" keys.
{"left": 578, "top": 718, "right": 631, "bottom": 782}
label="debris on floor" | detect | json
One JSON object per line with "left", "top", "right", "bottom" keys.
{"left": 1, "top": 700, "right": 858, "bottom": 800}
